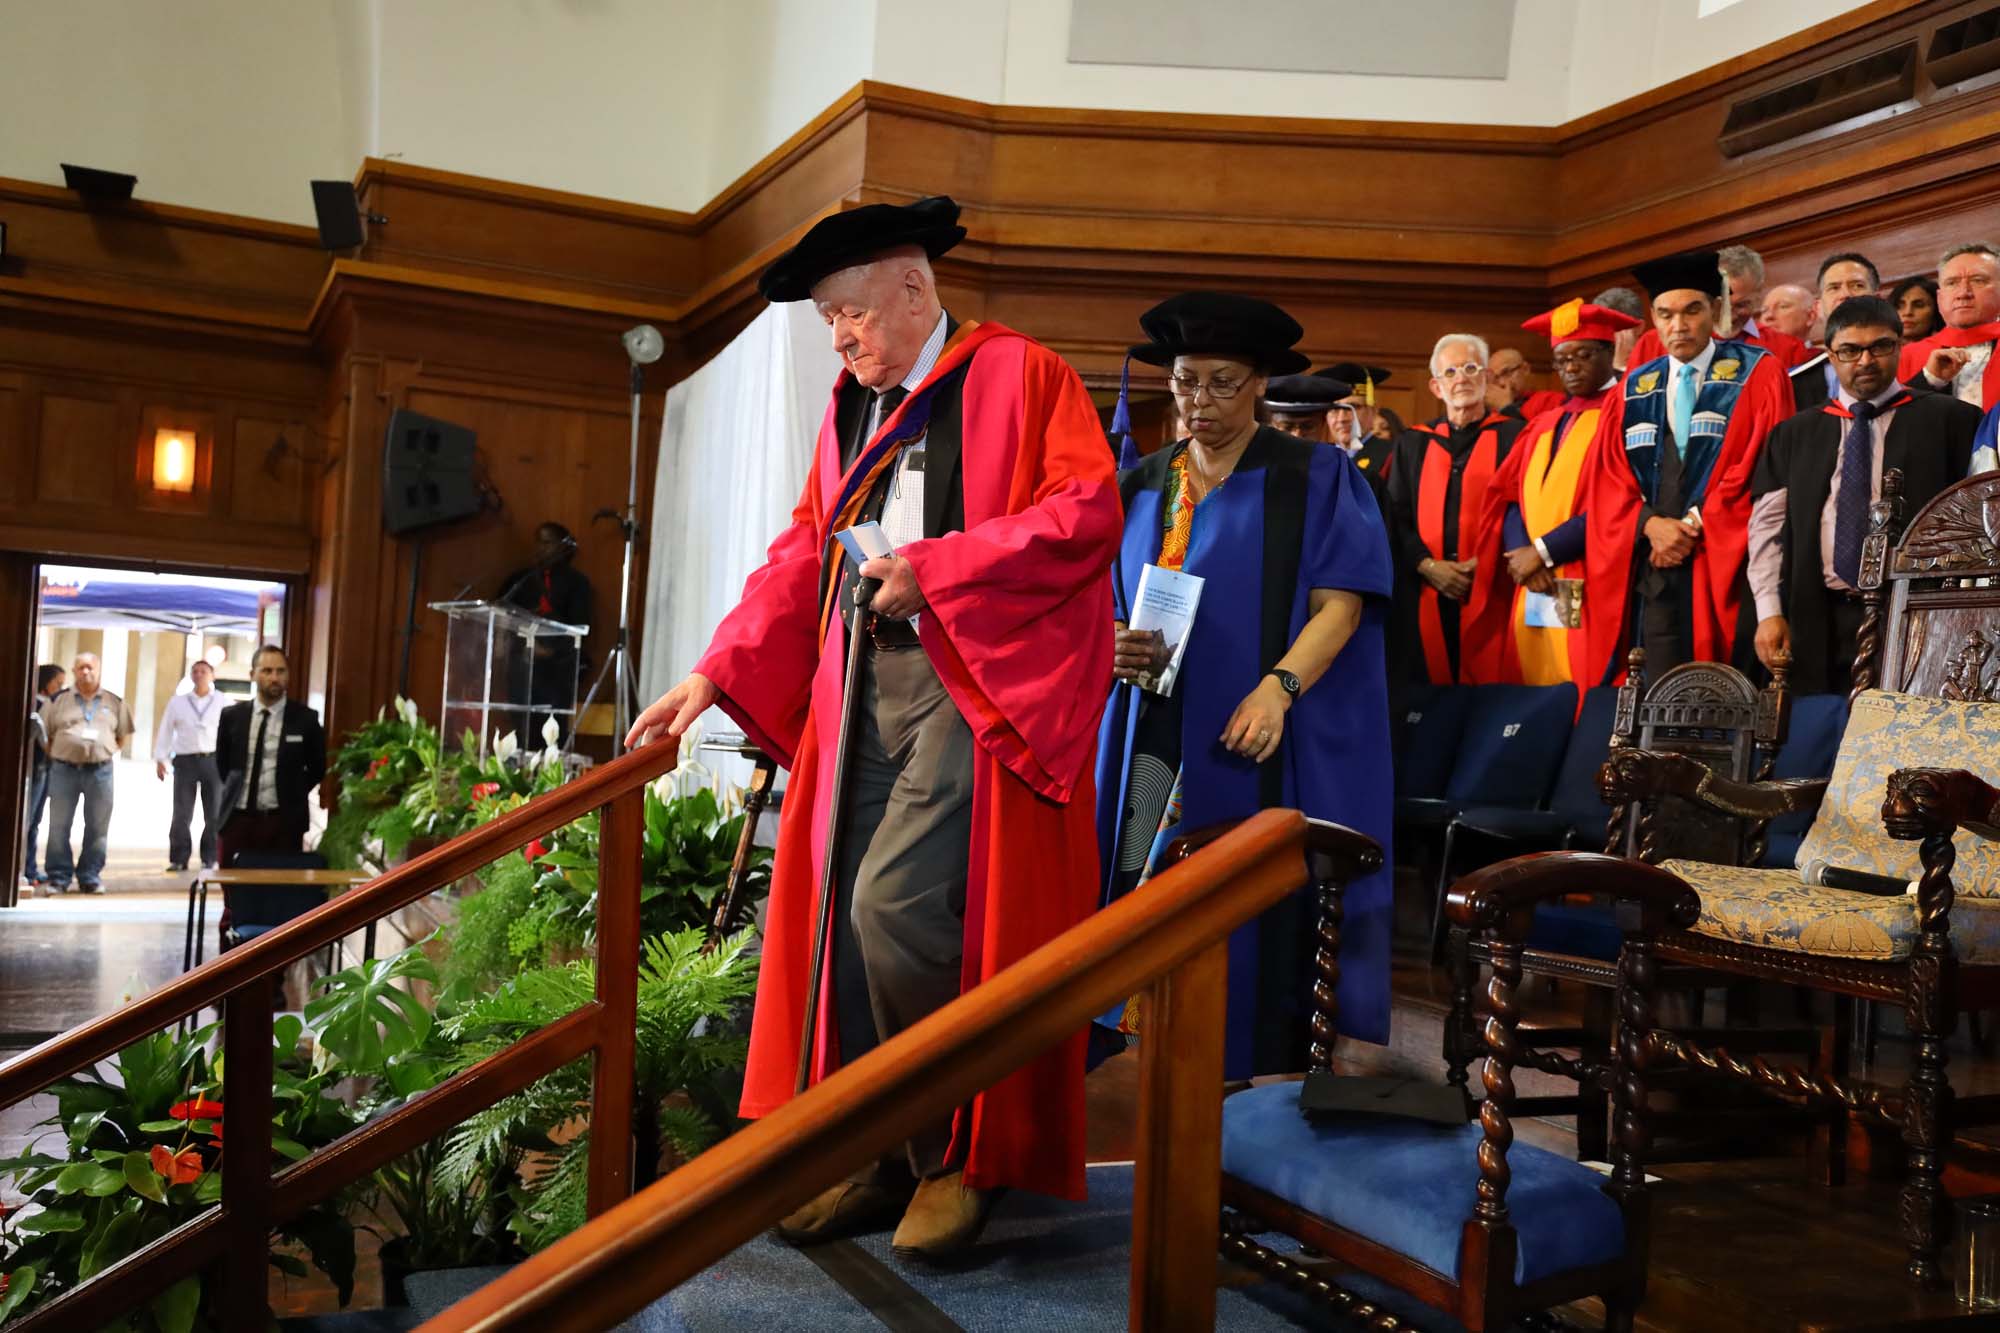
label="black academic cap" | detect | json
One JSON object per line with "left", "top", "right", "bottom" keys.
{"left": 1316, "top": 362, "right": 1391, "bottom": 393}
{"left": 1128, "top": 291, "right": 1311, "bottom": 375}
{"left": 757, "top": 195, "right": 967, "bottom": 302}
{"left": 1263, "top": 373, "right": 1352, "bottom": 413}
{"left": 1632, "top": 249, "right": 1725, "bottom": 300}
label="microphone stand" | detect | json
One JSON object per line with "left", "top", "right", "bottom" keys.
{"left": 566, "top": 362, "right": 646, "bottom": 760}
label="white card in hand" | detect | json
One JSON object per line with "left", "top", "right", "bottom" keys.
{"left": 833, "top": 521, "right": 896, "bottom": 564}
{"left": 1523, "top": 592, "right": 1564, "bottom": 628}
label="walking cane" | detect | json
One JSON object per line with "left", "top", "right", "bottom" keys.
{"left": 708, "top": 751, "right": 777, "bottom": 944}
{"left": 795, "top": 573, "right": 880, "bottom": 1094}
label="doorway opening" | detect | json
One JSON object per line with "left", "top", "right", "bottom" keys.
{"left": 25, "top": 563, "right": 289, "bottom": 899}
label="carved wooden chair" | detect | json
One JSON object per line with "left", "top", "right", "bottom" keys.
{"left": 1218, "top": 848, "right": 1695, "bottom": 1332}
{"left": 1446, "top": 654, "right": 1799, "bottom": 1162}
{"left": 1554, "top": 471, "right": 2000, "bottom": 1284}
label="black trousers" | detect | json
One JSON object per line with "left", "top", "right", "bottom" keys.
{"left": 831, "top": 640, "right": 975, "bottom": 1182}
{"left": 169, "top": 754, "right": 221, "bottom": 869}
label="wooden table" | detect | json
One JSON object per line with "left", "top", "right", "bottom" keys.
{"left": 184, "top": 867, "right": 371, "bottom": 972}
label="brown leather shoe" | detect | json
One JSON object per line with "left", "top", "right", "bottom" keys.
{"left": 889, "top": 1170, "right": 1001, "bottom": 1263}
{"left": 772, "top": 1179, "right": 911, "bottom": 1246}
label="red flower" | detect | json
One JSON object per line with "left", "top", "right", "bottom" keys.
{"left": 168, "top": 1097, "right": 224, "bottom": 1121}
{"left": 470, "top": 782, "right": 502, "bottom": 801}
{"left": 523, "top": 837, "right": 548, "bottom": 863}
{"left": 150, "top": 1144, "right": 204, "bottom": 1185}
{"left": 365, "top": 755, "right": 389, "bottom": 780}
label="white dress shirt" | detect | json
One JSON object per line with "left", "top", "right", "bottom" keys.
{"left": 876, "top": 310, "right": 950, "bottom": 553}
{"left": 154, "top": 688, "right": 224, "bottom": 763}
{"left": 1665, "top": 339, "right": 1719, "bottom": 449}
{"left": 241, "top": 699, "right": 286, "bottom": 813}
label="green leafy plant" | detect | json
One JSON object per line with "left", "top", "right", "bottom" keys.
{"left": 435, "top": 927, "right": 757, "bottom": 1251}
{"left": 0, "top": 1021, "right": 359, "bottom": 1331}
{"left": 441, "top": 785, "right": 771, "bottom": 998}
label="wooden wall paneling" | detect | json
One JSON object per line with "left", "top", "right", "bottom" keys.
{"left": 0, "top": 373, "right": 22, "bottom": 510}
{"left": 0, "top": 180, "right": 326, "bottom": 325}
{"left": 34, "top": 389, "right": 121, "bottom": 507}
{"left": 230, "top": 415, "right": 311, "bottom": 531}
{"left": 356, "top": 162, "right": 704, "bottom": 306}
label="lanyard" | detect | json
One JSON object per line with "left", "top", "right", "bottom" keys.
{"left": 79, "top": 694, "right": 101, "bottom": 725}
{"left": 188, "top": 692, "right": 217, "bottom": 723}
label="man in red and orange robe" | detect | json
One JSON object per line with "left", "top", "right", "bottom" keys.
{"left": 1467, "top": 298, "right": 1640, "bottom": 686}
{"left": 628, "top": 196, "right": 1121, "bottom": 1259}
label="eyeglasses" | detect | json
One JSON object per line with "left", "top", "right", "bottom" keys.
{"left": 1168, "top": 374, "right": 1248, "bottom": 400}
{"left": 1551, "top": 350, "right": 1601, "bottom": 370}
{"left": 1434, "top": 363, "right": 1486, "bottom": 381}
{"left": 1828, "top": 338, "right": 1901, "bottom": 364}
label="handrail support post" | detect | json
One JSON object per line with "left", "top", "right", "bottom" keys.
{"left": 588, "top": 787, "right": 644, "bottom": 1214}
{"left": 222, "top": 975, "right": 276, "bottom": 1330}
{"left": 1130, "top": 938, "right": 1227, "bottom": 1331}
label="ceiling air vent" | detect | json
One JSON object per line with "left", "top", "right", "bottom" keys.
{"left": 1718, "top": 41, "right": 1917, "bottom": 157}
{"left": 1928, "top": 5, "right": 2000, "bottom": 89}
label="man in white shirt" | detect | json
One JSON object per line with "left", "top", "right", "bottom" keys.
{"left": 154, "top": 658, "right": 225, "bottom": 872}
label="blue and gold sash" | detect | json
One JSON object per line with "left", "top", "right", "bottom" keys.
{"left": 1620, "top": 338, "right": 1768, "bottom": 508}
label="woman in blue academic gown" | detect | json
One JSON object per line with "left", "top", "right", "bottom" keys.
{"left": 1095, "top": 291, "right": 1396, "bottom": 1079}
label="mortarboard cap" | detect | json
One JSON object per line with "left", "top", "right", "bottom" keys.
{"left": 1263, "top": 373, "right": 1352, "bottom": 415}
{"left": 1129, "top": 291, "right": 1311, "bottom": 376}
{"left": 1522, "top": 297, "right": 1643, "bottom": 348}
{"left": 1316, "top": 362, "right": 1391, "bottom": 406}
{"left": 758, "top": 195, "right": 967, "bottom": 302}
{"left": 1631, "top": 249, "right": 1725, "bottom": 301}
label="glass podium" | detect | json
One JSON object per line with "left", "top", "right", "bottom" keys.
{"left": 430, "top": 600, "right": 588, "bottom": 761}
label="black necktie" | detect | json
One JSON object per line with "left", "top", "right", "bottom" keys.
{"left": 1831, "top": 399, "right": 1881, "bottom": 587}
{"left": 873, "top": 386, "right": 908, "bottom": 438}
{"left": 247, "top": 708, "right": 269, "bottom": 812}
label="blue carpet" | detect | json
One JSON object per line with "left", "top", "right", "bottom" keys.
{"left": 651, "top": 1163, "right": 1481, "bottom": 1332}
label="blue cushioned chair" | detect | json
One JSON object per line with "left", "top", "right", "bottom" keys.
{"left": 1220, "top": 853, "right": 1696, "bottom": 1331}
{"left": 1421, "top": 684, "right": 1579, "bottom": 953}
{"left": 1429, "top": 686, "right": 1611, "bottom": 958}
{"left": 1394, "top": 684, "right": 1473, "bottom": 827}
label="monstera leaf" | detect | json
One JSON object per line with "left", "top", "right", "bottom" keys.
{"left": 305, "top": 948, "right": 440, "bottom": 1073}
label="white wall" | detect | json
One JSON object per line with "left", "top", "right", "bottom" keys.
{"left": 0, "top": 0, "right": 359, "bottom": 225}
{"left": 0, "top": 0, "right": 1877, "bottom": 225}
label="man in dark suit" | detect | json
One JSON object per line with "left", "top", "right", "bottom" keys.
{"left": 216, "top": 644, "right": 326, "bottom": 866}
{"left": 1750, "top": 296, "right": 1981, "bottom": 692}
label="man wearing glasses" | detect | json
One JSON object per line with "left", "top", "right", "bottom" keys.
{"left": 1748, "top": 296, "right": 1981, "bottom": 691}
{"left": 1382, "top": 333, "right": 1524, "bottom": 686}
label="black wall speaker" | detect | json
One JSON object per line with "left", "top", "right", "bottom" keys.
{"left": 61, "top": 163, "right": 137, "bottom": 201}
{"left": 381, "top": 409, "right": 482, "bottom": 535}
{"left": 311, "top": 180, "right": 366, "bottom": 251}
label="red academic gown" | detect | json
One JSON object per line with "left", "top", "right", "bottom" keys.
{"left": 1632, "top": 323, "right": 1811, "bottom": 371}
{"left": 1517, "top": 388, "right": 1566, "bottom": 421}
{"left": 694, "top": 322, "right": 1122, "bottom": 1200}
{"left": 1579, "top": 343, "right": 1793, "bottom": 680}
{"left": 1465, "top": 387, "right": 1624, "bottom": 688}
{"left": 1898, "top": 320, "right": 2000, "bottom": 401}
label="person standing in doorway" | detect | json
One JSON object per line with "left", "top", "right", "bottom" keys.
{"left": 215, "top": 645, "right": 325, "bottom": 866}
{"left": 154, "top": 658, "right": 225, "bottom": 873}
{"left": 39, "top": 652, "right": 133, "bottom": 894}
{"left": 22, "top": 662, "right": 66, "bottom": 889}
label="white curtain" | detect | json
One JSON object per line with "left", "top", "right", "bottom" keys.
{"left": 639, "top": 301, "right": 841, "bottom": 793}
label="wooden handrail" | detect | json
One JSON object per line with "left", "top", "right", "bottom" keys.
{"left": 0, "top": 739, "right": 681, "bottom": 1331}
{"left": 0, "top": 743, "right": 673, "bottom": 1104}
{"left": 421, "top": 808, "right": 1324, "bottom": 1333}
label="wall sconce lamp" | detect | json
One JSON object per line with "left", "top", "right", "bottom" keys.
{"left": 152, "top": 429, "right": 197, "bottom": 493}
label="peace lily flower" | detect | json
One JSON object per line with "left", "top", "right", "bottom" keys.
{"left": 399, "top": 697, "right": 420, "bottom": 726}
{"left": 494, "top": 730, "right": 519, "bottom": 763}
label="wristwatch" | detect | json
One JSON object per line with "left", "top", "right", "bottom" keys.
{"left": 1266, "top": 668, "right": 1301, "bottom": 699}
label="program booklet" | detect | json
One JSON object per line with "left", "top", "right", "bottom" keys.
{"left": 1128, "top": 563, "right": 1204, "bottom": 696}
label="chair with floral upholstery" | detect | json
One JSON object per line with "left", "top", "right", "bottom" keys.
{"left": 1581, "top": 470, "right": 2000, "bottom": 1285}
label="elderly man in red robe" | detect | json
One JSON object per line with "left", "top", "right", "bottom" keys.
{"left": 628, "top": 196, "right": 1120, "bottom": 1261}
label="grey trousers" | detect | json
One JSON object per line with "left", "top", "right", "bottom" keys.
{"left": 169, "top": 753, "right": 221, "bottom": 869}
{"left": 831, "top": 641, "right": 975, "bottom": 1182}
